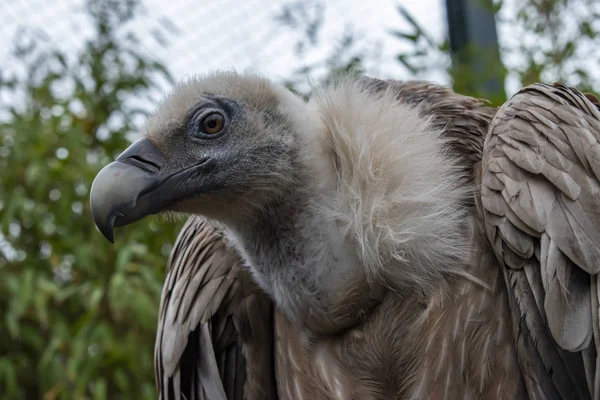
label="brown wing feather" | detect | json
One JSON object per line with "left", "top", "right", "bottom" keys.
{"left": 482, "top": 82, "right": 600, "bottom": 399}
{"left": 154, "top": 216, "right": 278, "bottom": 400}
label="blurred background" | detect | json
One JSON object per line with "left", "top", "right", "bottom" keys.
{"left": 0, "top": 0, "right": 598, "bottom": 398}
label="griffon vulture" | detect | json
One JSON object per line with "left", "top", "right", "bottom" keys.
{"left": 89, "top": 72, "right": 600, "bottom": 400}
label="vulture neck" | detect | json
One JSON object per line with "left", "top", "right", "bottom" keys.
{"left": 224, "top": 81, "right": 475, "bottom": 334}
{"left": 225, "top": 177, "right": 383, "bottom": 335}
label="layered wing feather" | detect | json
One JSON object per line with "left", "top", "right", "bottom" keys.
{"left": 481, "top": 83, "right": 600, "bottom": 399}
{"left": 154, "top": 216, "right": 277, "bottom": 400}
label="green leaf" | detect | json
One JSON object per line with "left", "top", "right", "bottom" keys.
{"left": 389, "top": 29, "right": 419, "bottom": 43}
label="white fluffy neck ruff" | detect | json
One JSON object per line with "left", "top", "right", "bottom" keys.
{"left": 305, "top": 79, "right": 474, "bottom": 295}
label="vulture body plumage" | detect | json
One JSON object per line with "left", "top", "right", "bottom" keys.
{"left": 89, "top": 73, "right": 600, "bottom": 400}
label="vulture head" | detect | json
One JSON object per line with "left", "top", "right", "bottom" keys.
{"left": 91, "top": 72, "right": 320, "bottom": 234}
{"left": 90, "top": 71, "right": 470, "bottom": 333}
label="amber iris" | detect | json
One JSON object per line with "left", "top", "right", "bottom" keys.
{"left": 202, "top": 113, "right": 224, "bottom": 134}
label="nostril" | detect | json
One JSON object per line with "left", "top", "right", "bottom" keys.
{"left": 115, "top": 138, "right": 166, "bottom": 174}
{"left": 131, "top": 155, "right": 161, "bottom": 169}
{"left": 123, "top": 155, "right": 161, "bottom": 173}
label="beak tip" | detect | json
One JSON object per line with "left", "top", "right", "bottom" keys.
{"left": 102, "top": 228, "right": 115, "bottom": 244}
{"left": 91, "top": 209, "right": 116, "bottom": 243}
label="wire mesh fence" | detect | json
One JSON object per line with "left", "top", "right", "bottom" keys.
{"left": 0, "top": 0, "right": 448, "bottom": 98}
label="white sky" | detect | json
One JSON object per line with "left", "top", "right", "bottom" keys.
{"left": 0, "top": 0, "right": 449, "bottom": 90}
{"left": 2, "top": 0, "right": 598, "bottom": 108}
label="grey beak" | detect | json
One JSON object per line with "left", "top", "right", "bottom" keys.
{"left": 90, "top": 138, "right": 219, "bottom": 242}
{"left": 90, "top": 138, "right": 168, "bottom": 243}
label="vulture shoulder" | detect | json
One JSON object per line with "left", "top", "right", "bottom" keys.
{"left": 357, "top": 76, "right": 496, "bottom": 171}
{"left": 154, "top": 216, "right": 277, "bottom": 400}
{"left": 481, "top": 83, "right": 600, "bottom": 399}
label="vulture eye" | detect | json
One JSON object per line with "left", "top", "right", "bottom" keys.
{"left": 201, "top": 113, "right": 225, "bottom": 135}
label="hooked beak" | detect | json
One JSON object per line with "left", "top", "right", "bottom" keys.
{"left": 90, "top": 138, "right": 214, "bottom": 242}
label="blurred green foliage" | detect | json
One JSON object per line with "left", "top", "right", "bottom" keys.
{"left": 0, "top": 0, "right": 182, "bottom": 398}
{"left": 391, "top": 0, "right": 600, "bottom": 104}
{"left": 501, "top": 0, "right": 600, "bottom": 93}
